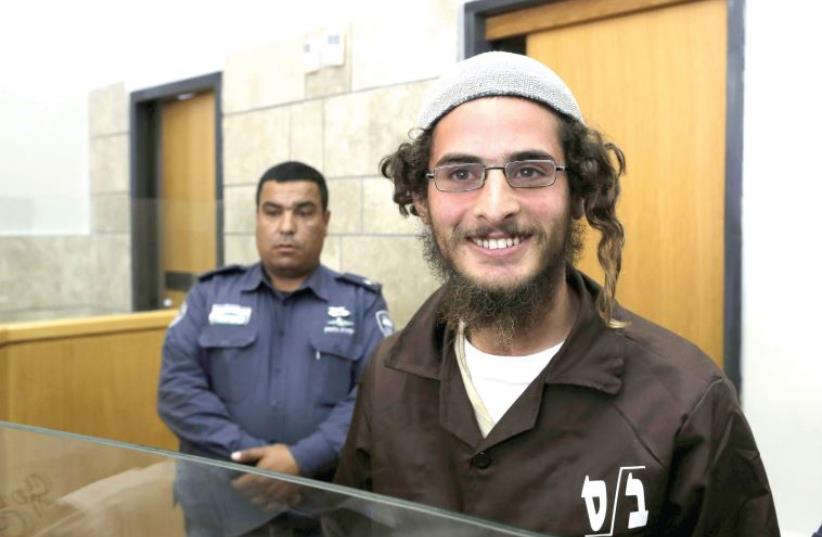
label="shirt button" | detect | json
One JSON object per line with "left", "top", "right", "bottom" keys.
{"left": 471, "top": 452, "right": 492, "bottom": 469}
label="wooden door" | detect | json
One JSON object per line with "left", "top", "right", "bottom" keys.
{"left": 160, "top": 92, "right": 217, "bottom": 307}
{"left": 491, "top": 0, "right": 726, "bottom": 363}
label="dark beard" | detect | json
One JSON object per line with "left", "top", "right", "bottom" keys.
{"left": 422, "top": 218, "right": 582, "bottom": 351}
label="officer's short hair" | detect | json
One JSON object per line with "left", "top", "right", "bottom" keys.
{"left": 256, "top": 161, "right": 329, "bottom": 211}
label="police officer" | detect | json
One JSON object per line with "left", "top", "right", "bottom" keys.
{"left": 158, "top": 161, "right": 392, "bottom": 536}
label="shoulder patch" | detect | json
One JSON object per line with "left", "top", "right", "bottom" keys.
{"left": 375, "top": 309, "right": 394, "bottom": 336}
{"left": 169, "top": 300, "right": 188, "bottom": 328}
{"left": 337, "top": 272, "right": 382, "bottom": 292}
{"left": 198, "top": 264, "right": 245, "bottom": 282}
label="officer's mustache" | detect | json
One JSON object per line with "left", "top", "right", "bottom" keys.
{"left": 272, "top": 237, "right": 301, "bottom": 248}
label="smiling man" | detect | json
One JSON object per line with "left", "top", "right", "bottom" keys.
{"left": 158, "top": 161, "right": 392, "bottom": 536}
{"left": 334, "top": 52, "right": 778, "bottom": 536}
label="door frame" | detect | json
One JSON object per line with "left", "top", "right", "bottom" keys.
{"left": 463, "top": 0, "right": 746, "bottom": 393}
{"left": 129, "top": 72, "right": 224, "bottom": 312}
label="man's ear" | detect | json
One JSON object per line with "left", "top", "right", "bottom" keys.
{"left": 571, "top": 196, "right": 585, "bottom": 220}
{"left": 412, "top": 194, "right": 430, "bottom": 225}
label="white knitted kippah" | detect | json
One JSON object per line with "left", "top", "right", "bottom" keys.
{"left": 418, "top": 51, "right": 583, "bottom": 129}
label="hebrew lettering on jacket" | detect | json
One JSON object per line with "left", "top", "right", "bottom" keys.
{"left": 581, "top": 475, "right": 608, "bottom": 531}
{"left": 581, "top": 466, "right": 648, "bottom": 537}
{"left": 625, "top": 472, "right": 649, "bottom": 529}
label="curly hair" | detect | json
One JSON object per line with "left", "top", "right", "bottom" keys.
{"left": 379, "top": 112, "right": 627, "bottom": 328}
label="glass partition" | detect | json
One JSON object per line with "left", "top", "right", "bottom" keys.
{"left": 0, "top": 421, "right": 544, "bottom": 537}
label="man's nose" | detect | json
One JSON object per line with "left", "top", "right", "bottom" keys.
{"left": 472, "top": 169, "right": 520, "bottom": 223}
{"left": 278, "top": 210, "right": 296, "bottom": 234}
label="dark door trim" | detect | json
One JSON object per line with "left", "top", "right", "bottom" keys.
{"left": 464, "top": 0, "right": 546, "bottom": 57}
{"left": 463, "top": 0, "right": 746, "bottom": 394}
{"left": 129, "top": 72, "right": 223, "bottom": 311}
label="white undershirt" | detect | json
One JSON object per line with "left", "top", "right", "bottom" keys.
{"left": 463, "top": 336, "right": 563, "bottom": 425}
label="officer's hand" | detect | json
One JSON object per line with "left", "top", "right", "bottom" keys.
{"left": 230, "top": 444, "right": 303, "bottom": 510}
{"left": 232, "top": 444, "right": 301, "bottom": 475}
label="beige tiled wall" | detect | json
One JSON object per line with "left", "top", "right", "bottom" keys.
{"left": 89, "top": 136, "right": 129, "bottom": 193}
{"left": 0, "top": 236, "right": 94, "bottom": 322}
{"left": 223, "top": 107, "right": 291, "bottom": 187}
{"left": 322, "top": 81, "right": 432, "bottom": 178}
{"left": 87, "top": 82, "right": 133, "bottom": 314}
{"left": 89, "top": 83, "right": 128, "bottom": 136}
{"left": 340, "top": 236, "right": 437, "bottom": 328}
{"left": 4, "top": 0, "right": 459, "bottom": 325}
{"left": 290, "top": 100, "right": 325, "bottom": 168}
{"left": 0, "top": 83, "right": 134, "bottom": 322}
{"left": 91, "top": 193, "right": 130, "bottom": 233}
{"left": 90, "top": 233, "right": 133, "bottom": 314}
{"left": 223, "top": 185, "right": 256, "bottom": 234}
{"left": 224, "top": 234, "right": 259, "bottom": 267}
{"left": 218, "top": 3, "right": 462, "bottom": 326}
{"left": 222, "top": 38, "right": 306, "bottom": 114}
{"left": 327, "top": 179, "right": 363, "bottom": 235}
{"left": 362, "top": 178, "right": 423, "bottom": 235}
{"left": 45, "top": 1, "right": 457, "bottom": 327}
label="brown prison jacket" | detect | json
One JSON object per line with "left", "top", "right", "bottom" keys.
{"left": 334, "top": 269, "right": 779, "bottom": 536}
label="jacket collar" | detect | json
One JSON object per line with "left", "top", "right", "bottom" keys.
{"left": 239, "top": 263, "right": 332, "bottom": 302}
{"left": 384, "top": 267, "right": 625, "bottom": 396}
{"left": 544, "top": 270, "right": 625, "bottom": 395}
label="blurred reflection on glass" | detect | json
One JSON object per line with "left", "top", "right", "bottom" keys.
{"left": 0, "top": 421, "right": 543, "bottom": 537}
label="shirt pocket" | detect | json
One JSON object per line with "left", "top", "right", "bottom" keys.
{"left": 309, "top": 334, "right": 362, "bottom": 406}
{"left": 198, "top": 324, "right": 258, "bottom": 403}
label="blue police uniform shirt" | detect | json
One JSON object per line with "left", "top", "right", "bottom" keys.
{"left": 158, "top": 262, "right": 392, "bottom": 478}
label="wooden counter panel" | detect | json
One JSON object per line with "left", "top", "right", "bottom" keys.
{"left": 1, "top": 313, "right": 178, "bottom": 451}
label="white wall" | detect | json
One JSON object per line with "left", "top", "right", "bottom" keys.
{"left": 0, "top": 45, "right": 89, "bottom": 234}
{"left": 742, "top": 2, "right": 822, "bottom": 536}
{"left": 0, "top": 0, "right": 386, "bottom": 235}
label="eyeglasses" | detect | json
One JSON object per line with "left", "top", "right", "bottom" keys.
{"left": 425, "top": 160, "right": 566, "bottom": 192}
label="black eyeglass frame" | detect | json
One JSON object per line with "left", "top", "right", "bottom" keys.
{"left": 424, "top": 160, "right": 567, "bottom": 193}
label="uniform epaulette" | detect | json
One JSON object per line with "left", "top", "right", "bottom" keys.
{"left": 337, "top": 272, "right": 382, "bottom": 292}
{"left": 198, "top": 264, "right": 245, "bottom": 282}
